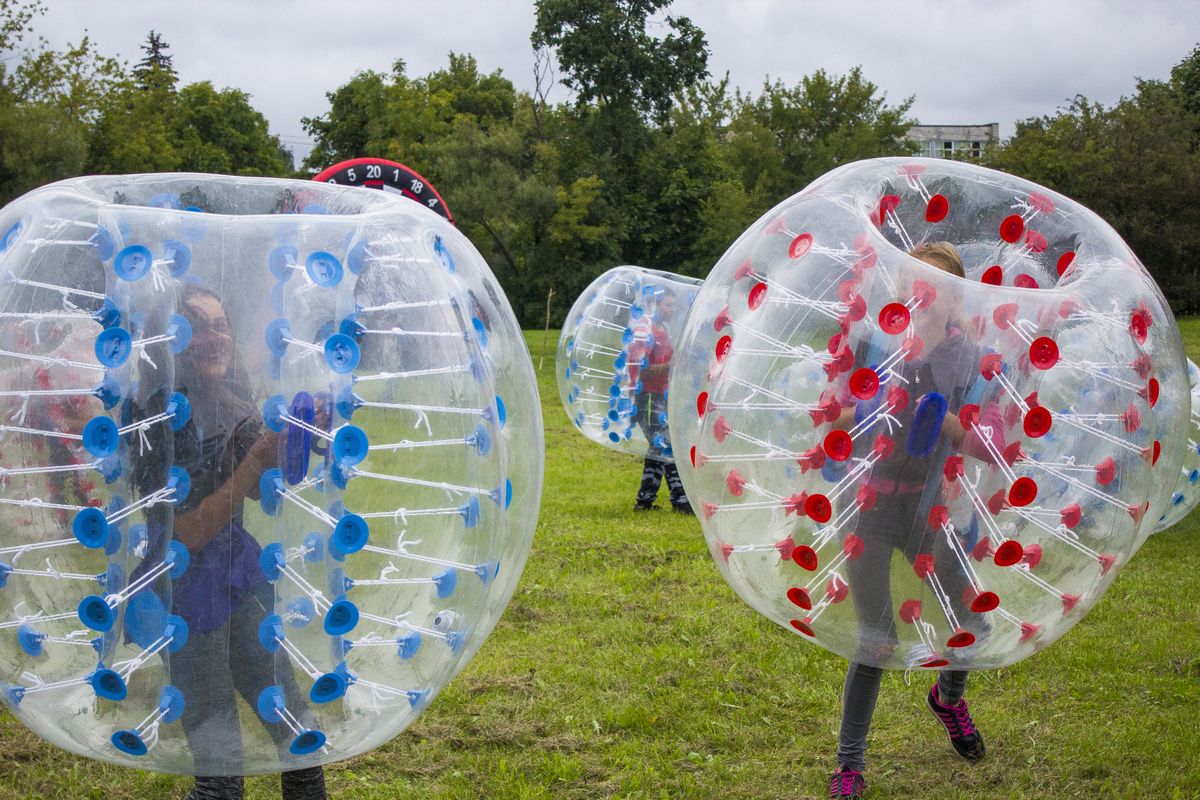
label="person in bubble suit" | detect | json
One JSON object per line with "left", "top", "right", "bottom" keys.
{"left": 630, "top": 288, "right": 692, "bottom": 514}
{"left": 130, "top": 284, "right": 327, "bottom": 800}
{"left": 829, "top": 242, "right": 998, "bottom": 800}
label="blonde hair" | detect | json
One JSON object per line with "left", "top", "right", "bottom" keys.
{"left": 909, "top": 242, "right": 964, "bottom": 278}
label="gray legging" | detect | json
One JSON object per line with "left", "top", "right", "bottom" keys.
{"left": 836, "top": 491, "right": 978, "bottom": 772}
{"left": 171, "top": 582, "right": 326, "bottom": 799}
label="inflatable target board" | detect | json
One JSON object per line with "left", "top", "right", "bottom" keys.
{"left": 313, "top": 158, "right": 454, "bottom": 224}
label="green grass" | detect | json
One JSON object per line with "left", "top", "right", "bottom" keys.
{"left": 3, "top": 321, "right": 1200, "bottom": 799}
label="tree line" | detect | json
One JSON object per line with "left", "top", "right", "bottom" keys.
{"left": 1, "top": 0, "right": 1197, "bottom": 321}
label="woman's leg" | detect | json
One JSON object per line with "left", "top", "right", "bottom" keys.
{"left": 171, "top": 621, "right": 245, "bottom": 794}
{"left": 280, "top": 767, "right": 327, "bottom": 800}
{"left": 836, "top": 661, "right": 886, "bottom": 772}
{"left": 936, "top": 670, "right": 969, "bottom": 705}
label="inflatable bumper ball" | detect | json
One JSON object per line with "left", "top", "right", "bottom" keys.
{"left": 0, "top": 174, "right": 542, "bottom": 774}
{"left": 668, "top": 158, "right": 1188, "bottom": 670}
{"left": 1155, "top": 358, "right": 1200, "bottom": 532}
{"left": 557, "top": 267, "right": 701, "bottom": 462}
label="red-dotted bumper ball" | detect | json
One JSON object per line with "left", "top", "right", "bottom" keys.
{"left": 668, "top": 158, "right": 1188, "bottom": 670}
{"left": 1155, "top": 358, "right": 1200, "bottom": 533}
{"left": 557, "top": 266, "right": 701, "bottom": 462}
{"left": 0, "top": 175, "right": 542, "bottom": 774}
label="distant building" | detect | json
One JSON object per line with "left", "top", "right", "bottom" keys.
{"left": 907, "top": 123, "right": 1000, "bottom": 159}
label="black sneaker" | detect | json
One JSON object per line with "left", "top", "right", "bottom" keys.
{"left": 672, "top": 502, "right": 694, "bottom": 515}
{"left": 927, "top": 684, "right": 986, "bottom": 761}
{"left": 829, "top": 767, "right": 865, "bottom": 799}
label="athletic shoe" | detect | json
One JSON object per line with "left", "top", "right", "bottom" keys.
{"left": 829, "top": 768, "right": 865, "bottom": 799}
{"left": 927, "top": 684, "right": 986, "bottom": 761}
{"left": 672, "top": 502, "right": 694, "bottom": 515}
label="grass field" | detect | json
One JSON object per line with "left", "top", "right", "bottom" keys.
{"left": 2, "top": 321, "right": 1199, "bottom": 800}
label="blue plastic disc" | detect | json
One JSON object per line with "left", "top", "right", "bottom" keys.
{"left": 396, "top": 631, "right": 422, "bottom": 660}
{"left": 158, "top": 685, "right": 185, "bottom": 723}
{"left": 82, "top": 416, "right": 120, "bottom": 458}
{"left": 346, "top": 240, "right": 370, "bottom": 275}
{"left": 471, "top": 317, "right": 488, "bottom": 349}
{"left": 330, "top": 514, "right": 369, "bottom": 558}
{"left": 323, "top": 334, "right": 360, "bottom": 374}
{"left": 162, "top": 240, "right": 191, "bottom": 277}
{"left": 72, "top": 507, "right": 109, "bottom": 549}
{"left": 93, "top": 374, "right": 122, "bottom": 410}
{"left": 286, "top": 596, "right": 316, "bottom": 628}
{"left": 17, "top": 625, "right": 44, "bottom": 657}
{"left": 167, "top": 466, "right": 191, "bottom": 504}
{"left": 78, "top": 595, "right": 114, "bottom": 632}
{"left": 433, "top": 235, "right": 455, "bottom": 272}
{"left": 165, "top": 541, "right": 190, "bottom": 579}
{"left": 166, "top": 393, "right": 191, "bottom": 432}
{"left": 94, "top": 327, "right": 132, "bottom": 369}
{"left": 124, "top": 590, "right": 167, "bottom": 647}
{"left": 264, "top": 319, "right": 292, "bottom": 358}
{"left": 100, "top": 562, "right": 125, "bottom": 593}
{"left": 90, "top": 668, "right": 127, "bottom": 701}
{"left": 324, "top": 598, "right": 359, "bottom": 636}
{"left": 111, "top": 730, "right": 147, "bottom": 756}
{"left": 470, "top": 424, "right": 491, "bottom": 457}
{"left": 164, "top": 615, "right": 189, "bottom": 652}
{"left": 113, "top": 245, "right": 153, "bottom": 282}
{"left": 303, "top": 532, "right": 325, "bottom": 562}
{"left": 257, "top": 614, "right": 284, "bottom": 652}
{"left": 166, "top": 315, "right": 192, "bottom": 353}
{"left": 331, "top": 425, "right": 368, "bottom": 466}
{"left": 458, "top": 496, "right": 480, "bottom": 528}
{"left": 335, "top": 386, "right": 361, "bottom": 420}
{"left": 309, "top": 672, "right": 347, "bottom": 704}
{"left": 262, "top": 394, "right": 288, "bottom": 433}
{"left": 256, "top": 685, "right": 285, "bottom": 723}
{"left": 305, "top": 251, "right": 343, "bottom": 287}
{"left": 93, "top": 298, "right": 121, "bottom": 329}
{"left": 259, "top": 542, "right": 285, "bottom": 582}
{"left": 290, "top": 729, "right": 327, "bottom": 756}
{"left": 268, "top": 245, "right": 298, "bottom": 280}
{"left": 433, "top": 567, "right": 458, "bottom": 599}
{"left": 0, "top": 221, "right": 22, "bottom": 252}
{"left": 407, "top": 689, "right": 430, "bottom": 709}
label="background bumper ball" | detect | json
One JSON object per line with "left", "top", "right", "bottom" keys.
{"left": 557, "top": 266, "right": 701, "bottom": 462}
{"left": 0, "top": 174, "right": 542, "bottom": 774}
{"left": 668, "top": 158, "right": 1188, "bottom": 670}
{"left": 1155, "top": 358, "right": 1200, "bottom": 533}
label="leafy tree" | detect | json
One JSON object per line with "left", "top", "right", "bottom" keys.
{"left": 132, "top": 29, "right": 177, "bottom": 93}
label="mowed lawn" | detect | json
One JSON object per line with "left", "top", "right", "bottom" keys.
{"left": 2, "top": 321, "right": 1199, "bottom": 800}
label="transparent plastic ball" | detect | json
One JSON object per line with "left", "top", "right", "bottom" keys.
{"left": 0, "top": 174, "right": 542, "bottom": 774}
{"left": 557, "top": 266, "right": 700, "bottom": 462}
{"left": 1154, "top": 358, "right": 1200, "bottom": 533}
{"left": 669, "top": 158, "right": 1188, "bottom": 670}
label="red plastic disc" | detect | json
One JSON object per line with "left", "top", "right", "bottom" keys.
{"left": 879, "top": 302, "right": 911, "bottom": 334}
{"left": 903, "top": 334, "right": 924, "bottom": 360}
{"left": 1027, "top": 192, "right": 1055, "bottom": 214}
{"left": 715, "top": 335, "right": 733, "bottom": 363}
{"left": 1095, "top": 456, "right": 1117, "bottom": 486}
{"left": 712, "top": 307, "right": 731, "bottom": 332}
{"left": 1028, "top": 337, "right": 1059, "bottom": 370}
{"left": 871, "top": 434, "right": 895, "bottom": 460}
{"left": 696, "top": 392, "right": 709, "bottom": 417}
{"left": 712, "top": 415, "right": 732, "bottom": 443}
{"left": 921, "top": 658, "right": 951, "bottom": 669}
{"left": 1152, "top": 440, "right": 1161, "bottom": 465}
{"left": 928, "top": 505, "right": 950, "bottom": 529}
{"left": 826, "top": 577, "right": 850, "bottom": 603}
{"left": 725, "top": 469, "right": 746, "bottom": 496}
{"left": 886, "top": 385, "right": 910, "bottom": 413}
{"left": 877, "top": 194, "right": 901, "bottom": 225}
{"left": 992, "top": 303, "right": 1018, "bottom": 330}
{"left": 789, "top": 233, "right": 814, "bottom": 259}
{"left": 943, "top": 455, "right": 964, "bottom": 482}
{"left": 947, "top": 630, "right": 976, "bottom": 648}
{"left": 804, "top": 494, "right": 832, "bottom": 523}
{"left": 786, "top": 587, "right": 812, "bottom": 610}
{"left": 748, "top": 281, "right": 768, "bottom": 310}
{"left": 970, "top": 590, "right": 1001, "bottom": 613}
{"left": 1020, "top": 543, "right": 1043, "bottom": 569}
{"left": 789, "top": 618, "right": 816, "bottom": 637}
{"left": 994, "top": 539, "right": 1024, "bottom": 567}
{"left": 981, "top": 265, "right": 1003, "bottom": 285}
{"left": 849, "top": 367, "right": 880, "bottom": 400}
{"left": 1024, "top": 230, "right": 1048, "bottom": 253}
{"left": 913, "top": 553, "right": 935, "bottom": 579}
{"left": 733, "top": 259, "right": 754, "bottom": 281}
{"left": 689, "top": 446, "right": 697, "bottom": 467}
{"left": 899, "top": 599, "right": 922, "bottom": 624}
{"left": 1148, "top": 378, "right": 1160, "bottom": 407}
{"left": 1056, "top": 251, "right": 1076, "bottom": 276}
{"left": 980, "top": 353, "right": 1003, "bottom": 379}
{"left": 925, "top": 194, "right": 949, "bottom": 223}
{"left": 958, "top": 404, "right": 981, "bottom": 429}
{"left": 999, "top": 214, "right": 1025, "bottom": 243}
{"left": 1008, "top": 476, "right": 1038, "bottom": 507}
{"left": 1013, "top": 273, "right": 1040, "bottom": 289}
{"left": 792, "top": 545, "right": 819, "bottom": 571}
{"left": 1060, "top": 503, "right": 1081, "bottom": 528}
{"left": 824, "top": 430, "right": 854, "bottom": 461}
{"left": 846, "top": 294, "right": 867, "bottom": 322}
{"left": 843, "top": 534, "right": 865, "bottom": 559}
{"left": 1023, "top": 406, "right": 1052, "bottom": 438}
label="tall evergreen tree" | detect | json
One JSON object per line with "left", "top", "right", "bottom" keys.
{"left": 133, "top": 29, "right": 176, "bottom": 92}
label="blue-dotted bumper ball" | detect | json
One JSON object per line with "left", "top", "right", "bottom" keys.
{"left": 556, "top": 266, "right": 701, "bottom": 463}
{"left": 1154, "top": 358, "right": 1200, "bottom": 533}
{"left": 0, "top": 174, "right": 542, "bottom": 775}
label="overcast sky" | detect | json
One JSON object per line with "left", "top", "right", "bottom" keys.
{"left": 32, "top": 0, "right": 1200, "bottom": 168}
